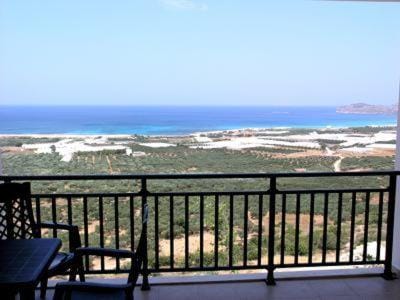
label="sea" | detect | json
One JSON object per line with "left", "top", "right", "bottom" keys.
{"left": 0, "top": 106, "right": 397, "bottom": 136}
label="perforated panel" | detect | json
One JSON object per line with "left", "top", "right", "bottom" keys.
{"left": 0, "top": 183, "right": 38, "bottom": 240}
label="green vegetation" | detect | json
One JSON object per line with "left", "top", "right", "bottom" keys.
{"left": 341, "top": 156, "right": 394, "bottom": 171}
{"left": 375, "top": 140, "right": 396, "bottom": 144}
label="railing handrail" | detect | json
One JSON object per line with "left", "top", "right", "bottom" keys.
{"left": 1, "top": 170, "right": 397, "bottom": 286}
{"left": 1, "top": 169, "right": 399, "bottom": 181}
{"left": 27, "top": 188, "right": 390, "bottom": 198}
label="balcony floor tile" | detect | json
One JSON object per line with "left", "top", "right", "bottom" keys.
{"left": 31, "top": 275, "right": 400, "bottom": 300}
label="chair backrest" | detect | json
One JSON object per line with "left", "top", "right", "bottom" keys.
{"left": 0, "top": 182, "right": 39, "bottom": 240}
{"left": 127, "top": 203, "right": 149, "bottom": 284}
{"left": 52, "top": 203, "right": 148, "bottom": 299}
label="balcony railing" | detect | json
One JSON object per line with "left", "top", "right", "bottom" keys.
{"left": 1, "top": 171, "right": 398, "bottom": 288}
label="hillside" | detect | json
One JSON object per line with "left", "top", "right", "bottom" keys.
{"left": 336, "top": 103, "right": 397, "bottom": 115}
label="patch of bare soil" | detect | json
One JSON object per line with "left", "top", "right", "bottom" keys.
{"left": 370, "top": 193, "right": 388, "bottom": 205}
{"left": 342, "top": 168, "right": 374, "bottom": 172}
{"left": 158, "top": 231, "right": 216, "bottom": 256}
{"left": 91, "top": 257, "right": 117, "bottom": 270}
{"left": 88, "top": 220, "right": 99, "bottom": 234}
{"left": 338, "top": 149, "right": 395, "bottom": 157}
{"left": 106, "top": 155, "right": 113, "bottom": 173}
{"left": 275, "top": 150, "right": 324, "bottom": 159}
{"left": 257, "top": 213, "right": 327, "bottom": 235}
{"left": 0, "top": 146, "right": 32, "bottom": 154}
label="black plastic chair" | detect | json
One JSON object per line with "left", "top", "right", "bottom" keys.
{"left": 0, "top": 182, "right": 85, "bottom": 298}
{"left": 53, "top": 204, "right": 148, "bottom": 300}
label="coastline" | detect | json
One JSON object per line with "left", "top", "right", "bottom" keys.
{"left": 0, "top": 124, "right": 396, "bottom": 138}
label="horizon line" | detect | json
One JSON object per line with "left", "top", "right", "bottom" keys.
{"left": 0, "top": 103, "right": 395, "bottom": 108}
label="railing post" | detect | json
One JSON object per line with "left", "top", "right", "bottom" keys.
{"left": 140, "top": 178, "right": 150, "bottom": 290}
{"left": 383, "top": 174, "right": 397, "bottom": 280}
{"left": 266, "top": 176, "right": 276, "bottom": 285}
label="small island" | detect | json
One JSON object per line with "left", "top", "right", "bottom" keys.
{"left": 336, "top": 102, "right": 397, "bottom": 115}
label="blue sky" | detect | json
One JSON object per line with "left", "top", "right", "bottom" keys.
{"left": 0, "top": 0, "right": 400, "bottom": 106}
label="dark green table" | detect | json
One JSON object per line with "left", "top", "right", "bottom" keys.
{"left": 0, "top": 238, "right": 61, "bottom": 300}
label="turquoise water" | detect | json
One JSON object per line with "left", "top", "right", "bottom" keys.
{"left": 0, "top": 106, "right": 396, "bottom": 135}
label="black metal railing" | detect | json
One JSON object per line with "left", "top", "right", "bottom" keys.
{"left": 1, "top": 171, "right": 398, "bottom": 286}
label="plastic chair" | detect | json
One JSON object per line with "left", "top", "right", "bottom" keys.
{"left": 53, "top": 204, "right": 148, "bottom": 300}
{"left": 0, "top": 182, "right": 85, "bottom": 298}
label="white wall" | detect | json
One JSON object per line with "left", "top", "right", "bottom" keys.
{"left": 393, "top": 82, "right": 400, "bottom": 270}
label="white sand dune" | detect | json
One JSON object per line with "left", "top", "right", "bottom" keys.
{"left": 191, "top": 136, "right": 319, "bottom": 150}
{"left": 191, "top": 139, "right": 275, "bottom": 150}
{"left": 192, "top": 134, "right": 212, "bottom": 143}
{"left": 366, "top": 143, "right": 396, "bottom": 150}
{"left": 341, "top": 147, "right": 371, "bottom": 153}
{"left": 139, "top": 142, "right": 176, "bottom": 148}
{"left": 23, "top": 139, "right": 129, "bottom": 162}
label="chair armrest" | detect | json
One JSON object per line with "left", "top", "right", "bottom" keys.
{"left": 40, "top": 221, "right": 77, "bottom": 231}
{"left": 39, "top": 222, "right": 82, "bottom": 251}
{"left": 75, "top": 247, "right": 134, "bottom": 259}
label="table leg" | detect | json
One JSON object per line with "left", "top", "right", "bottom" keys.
{"left": 1, "top": 289, "right": 16, "bottom": 300}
